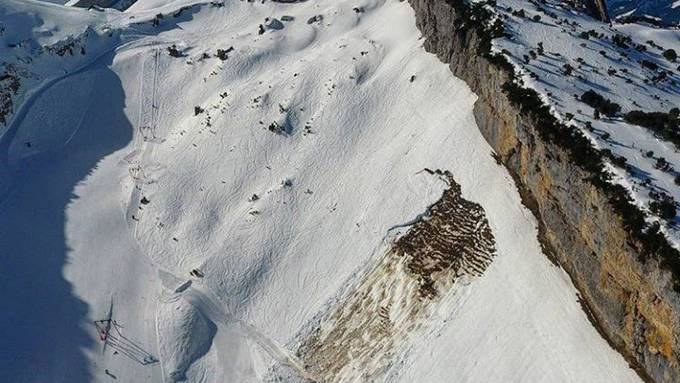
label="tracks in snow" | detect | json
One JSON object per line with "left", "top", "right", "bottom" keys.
{"left": 121, "top": 49, "right": 317, "bottom": 381}
{"left": 168, "top": 282, "right": 320, "bottom": 382}
{"left": 125, "top": 48, "right": 162, "bottom": 226}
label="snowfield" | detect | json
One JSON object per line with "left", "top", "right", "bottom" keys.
{"left": 0, "top": 0, "right": 647, "bottom": 382}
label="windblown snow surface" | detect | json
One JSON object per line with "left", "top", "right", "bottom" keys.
{"left": 0, "top": 0, "right": 644, "bottom": 382}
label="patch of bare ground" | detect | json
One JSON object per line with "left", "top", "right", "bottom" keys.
{"left": 296, "top": 170, "right": 496, "bottom": 382}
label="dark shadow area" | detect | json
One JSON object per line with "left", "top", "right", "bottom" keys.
{"left": 0, "top": 52, "right": 132, "bottom": 382}
{"left": 625, "top": 163, "right": 653, "bottom": 181}
{"left": 0, "top": 6, "right": 46, "bottom": 51}
{"left": 171, "top": 316, "right": 217, "bottom": 382}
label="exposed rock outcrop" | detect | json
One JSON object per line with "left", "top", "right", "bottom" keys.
{"left": 582, "top": 0, "right": 611, "bottom": 23}
{"left": 0, "top": 65, "right": 22, "bottom": 126}
{"left": 407, "top": 0, "right": 680, "bottom": 381}
{"left": 68, "top": 0, "right": 137, "bottom": 11}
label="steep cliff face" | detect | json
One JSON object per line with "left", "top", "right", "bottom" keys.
{"left": 407, "top": 0, "right": 680, "bottom": 381}
{"left": 583, "top": 0, "right": 610, "bottom": 23}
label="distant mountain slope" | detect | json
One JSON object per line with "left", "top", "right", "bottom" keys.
{"left": 608, "top": 0, "right": 680, "bottom": 26}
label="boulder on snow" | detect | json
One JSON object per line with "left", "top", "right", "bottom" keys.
{"left": 265, "top": 18, "right": 285, "bottom": 31}
{"left": 307, "top": 15, "right": 323, "bottom": 24}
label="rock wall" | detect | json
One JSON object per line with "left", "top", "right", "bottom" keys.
{"left": 407, "top": 0, "right": 680, "bottom": 381}
{"left": 583, "top": 0, "right": 611, "bottom": 23}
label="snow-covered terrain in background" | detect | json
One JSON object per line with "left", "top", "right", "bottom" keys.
{"left": 607, "top": 0, "right": 680, "bottom": 26}
{"left": 0, "top": 0, "right": 647, "bottom": 382}
{"left": 493, "top": 0, "right": 680, "bottom": 243}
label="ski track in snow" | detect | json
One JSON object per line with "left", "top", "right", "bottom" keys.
{"left": 122, "top": 47, "right": 314, "bottom": 380}
{"left": 168, "top": 282, "right": 319, "bottom": 382}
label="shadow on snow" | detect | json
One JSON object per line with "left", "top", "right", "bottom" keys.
{"left": 0, "top": 53, "right": 132, "bottom": 382}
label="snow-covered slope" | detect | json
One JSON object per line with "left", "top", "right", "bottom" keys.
{"left": 493, "top": 0, "right": 680, "bottom": 243}
{"left": 0, "top": 0, "right": 646, "bottom": 382}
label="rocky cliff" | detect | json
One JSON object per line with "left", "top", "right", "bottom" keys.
{"left": 407, "top": 0, "right": 680, "bottom": 381}
{"left": 583, "top": 0, "right": 610, "bottom": 23}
